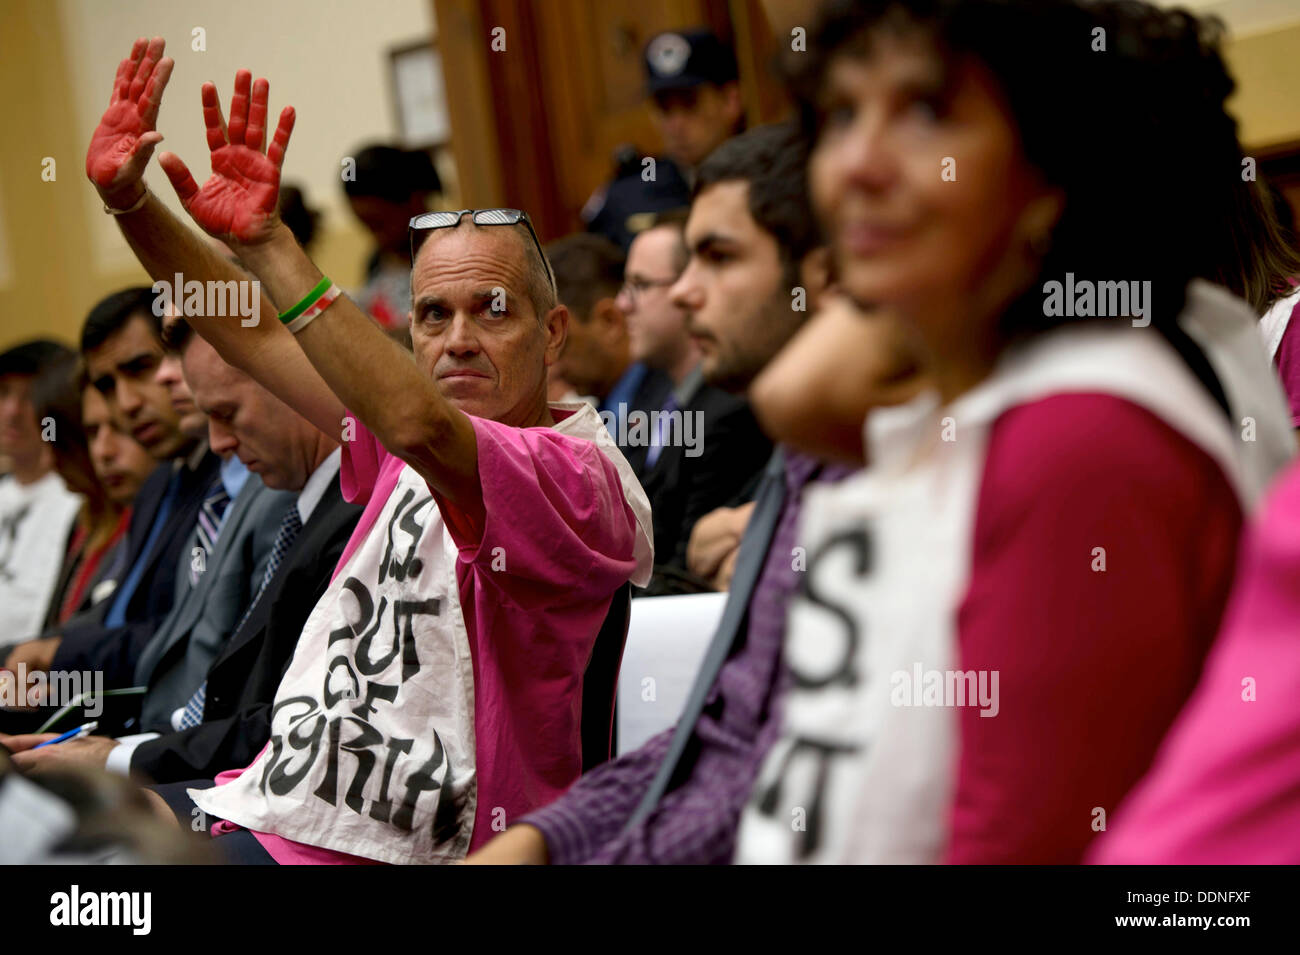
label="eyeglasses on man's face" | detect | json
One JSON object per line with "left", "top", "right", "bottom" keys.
{"left": 619, "top": 275, "right": 678, "bottom": 305}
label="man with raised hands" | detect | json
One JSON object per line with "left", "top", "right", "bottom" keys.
{"left": 85, "top": 37, "right": 652, "bottom": 864}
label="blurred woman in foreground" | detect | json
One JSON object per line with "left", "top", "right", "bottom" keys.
{"left": 737, "top": 0, "right": 1293, "bottom": 864}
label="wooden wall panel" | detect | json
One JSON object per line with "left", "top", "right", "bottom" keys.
{"left": 731, "top": 0, "right": 790, "bottom": 124}
{"left": 433, "top": 0, "right": 507, "bottom": 207}
{"left": 434, "top": 0, "right": 787, "bottom": 242}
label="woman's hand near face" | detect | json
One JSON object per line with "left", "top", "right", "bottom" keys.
{"left": 749, "top": 295, "right": 929, "bottom": 464}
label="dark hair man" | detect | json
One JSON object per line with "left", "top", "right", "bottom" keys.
{"left": 1, "top": 289, "right": 222, "bottom": 721}
{"left": 617, "top": 217, "right": 772, "bottom": 588}
{"left": 81, "top": 287, "right": 197, "bottom": 460}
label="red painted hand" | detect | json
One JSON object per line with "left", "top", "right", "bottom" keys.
{"left": 159, "top": 70, "right": 295, "bottom": 246}
{"left": 85, "top": 36, "right": 173, "bottom": 207}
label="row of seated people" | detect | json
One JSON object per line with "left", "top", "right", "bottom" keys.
{"left": 4, "top": 0, "right": 1300, "bottom": 863}
{"left": 0, "top": 56, "right": 799, "bottom": 861}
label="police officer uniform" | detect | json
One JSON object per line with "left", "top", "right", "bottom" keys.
{"left": 584, "top": 29, "right": 740, "bottom": 250}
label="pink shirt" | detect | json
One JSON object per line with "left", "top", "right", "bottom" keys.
{"left": 210, "top": 408, "right": 643, "bottom": 863}
{"left": 1088, "top": 459, "right": 1300, "bottom": 863}
{"left": 947, "top": 394, "right": 1243, "bottom": 863}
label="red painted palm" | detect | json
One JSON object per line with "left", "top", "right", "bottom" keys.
{"left": 160, "top": 70, "right": 296, "bottom": 247}
{"left": 86, "top": 37, "right": 172, "bottom": 203}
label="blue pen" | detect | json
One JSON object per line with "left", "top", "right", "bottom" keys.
{"left": 33, "top": 721, "right": 99, "bottom": 749}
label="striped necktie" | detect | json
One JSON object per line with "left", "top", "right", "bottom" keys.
{"left": 644, "top": 391, "right": 679, "bottom": 471}
{"left": 189, "top": 483, "right": 231, "bottom": 587}
{"left": 177, "top": 505, "right": 303, "bottom": 730}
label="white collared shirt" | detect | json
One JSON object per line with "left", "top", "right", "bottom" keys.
{"left": 297, "top": 448, "right": 342, "bottom": 524}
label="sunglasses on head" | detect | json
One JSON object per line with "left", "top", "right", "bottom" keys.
{"left": 409, "top": 209, "right": 556, "bottom": 296}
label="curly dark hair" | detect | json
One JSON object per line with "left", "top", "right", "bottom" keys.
{"left": 1084, "top": 0, "right": 1300, "bottom": 314}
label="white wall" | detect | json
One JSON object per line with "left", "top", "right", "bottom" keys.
{"left": 56, "top": 0, "right": 435, "bottom": 272}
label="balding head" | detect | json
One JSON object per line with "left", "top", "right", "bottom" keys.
{"left": 620, "top": 223, "right": 696, "bottom": 379}
{"left": 181, "top": 334, "right": 333, "bottom": 490}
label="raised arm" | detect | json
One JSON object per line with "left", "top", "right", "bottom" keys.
{"left": 157, "top": 70, "right": 481, "bottom": 524}
{"left": 85, "top": 38, "right": 345, "bottom": 442}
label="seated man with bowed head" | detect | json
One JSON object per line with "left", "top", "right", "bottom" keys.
{"left": 85, "top": 38, "right": 652, "bottom": 863}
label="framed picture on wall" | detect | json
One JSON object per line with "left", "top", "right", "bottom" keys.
{"left": 390, "top": 40, "right": 450, "bottom": 148}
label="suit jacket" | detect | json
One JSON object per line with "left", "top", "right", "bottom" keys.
{"left": 640, "top": 371, "right": 773, "bottom": 586}
{"left": 135, "top": 475, "right": 295, "bottom": 731}
{"left": 131, "top": 477, "right": 361, "bottom": 783}
{"left": 49, "top": 450, "right": 222, "bottom": 686}
{"left": 604, "top": 364, "right": 673, "bottom": 477}
{"left": 38, "top": 513, "right": 131, "bottom": 633}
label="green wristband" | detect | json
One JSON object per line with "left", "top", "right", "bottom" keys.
{"left": 278, "top": 276, "right": 333, "bottom": 325}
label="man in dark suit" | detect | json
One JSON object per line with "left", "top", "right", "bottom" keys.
{"left": 5, "top": 318, "right": 356, "bottom": 780}
{"left": 1, "top": 289, "right": 221, "bottom": 729}
{"left": 124, "top": 474, "right": 358, "bottom": 783}
{"left": 131, "top": 476, "right": 291, "bottom": 729}
{"left": 618, "top": 217, "right": 771, "bottom": 591}
{"left": 546, "top": 233, "right": 671, "bottom": 476}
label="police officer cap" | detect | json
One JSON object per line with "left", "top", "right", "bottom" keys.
{"left": 643, "top": 29, "right": 739, "bottom": 95}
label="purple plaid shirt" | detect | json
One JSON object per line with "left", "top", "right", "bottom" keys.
{"left": 522, "top": 451, "right": 855, "bottom": 864}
